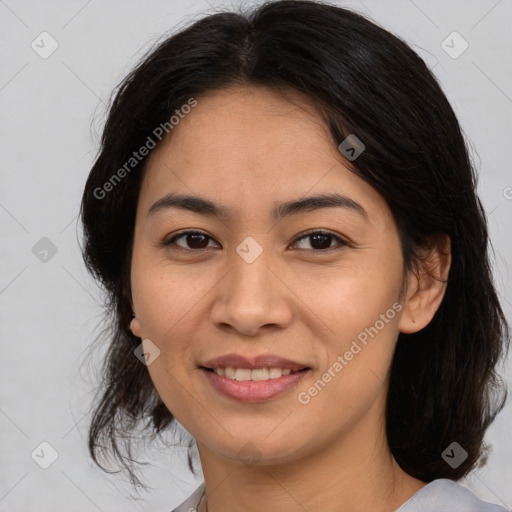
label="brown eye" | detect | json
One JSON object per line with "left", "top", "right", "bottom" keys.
{"left": 291, "top": 231, "right": 347, "bottom": 252}
{"left": 161, "top": 229, "right": 348, "bottom": 253}
{"left": 163, "top": 231, "right": 218, "bottom": 250}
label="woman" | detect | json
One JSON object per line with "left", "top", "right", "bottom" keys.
{"left": 79, "top": 1, "right": 510, "bottom": 511}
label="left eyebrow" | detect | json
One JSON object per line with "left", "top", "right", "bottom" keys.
{"left": 147, "top": 192, "right": 369, "bottom": 222}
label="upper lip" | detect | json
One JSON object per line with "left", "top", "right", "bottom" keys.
{"left": 201, "top": 353, "right": 310, "bottom": 371}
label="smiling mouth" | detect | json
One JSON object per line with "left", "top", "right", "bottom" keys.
{"left": 200, "top": 366, "right": 310, "bottom": 381}
{"left": 200, "top": 365, "right": 312, "bottom": 402}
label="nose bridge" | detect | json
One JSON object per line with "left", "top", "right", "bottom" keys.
{"left": 228, "top": 234, "right": 274, "bottom": 304}
{"left": 210, "top": 235, "right": 292, "bottom": 334}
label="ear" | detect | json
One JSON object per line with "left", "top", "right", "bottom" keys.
{"left": 129, "top": 295, "right": 140, "bottom": 336}
{"left": 399, "top": 233, "right": 451, "bottom": 334}
{"left": 130, "top": 316, "right": 142, "bottom": 337}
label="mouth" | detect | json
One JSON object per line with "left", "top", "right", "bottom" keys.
{"left": 199, "top": 364, "right": 312, "bottom": 402}
{"left": 198, "top": 353, "right": 312, "bottom": 402}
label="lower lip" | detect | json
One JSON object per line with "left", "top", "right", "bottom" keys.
{"left": 201, "top": 368, "right": 311, "bottom": 402}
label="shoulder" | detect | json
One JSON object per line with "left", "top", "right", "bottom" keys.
{"left": 396, "top": 479, "right": 509, "bottom": 512}
{"left": 169, "top": 482, "right": 205, "bottom": 512}
{"left": 169, "top": 479, "right": 509, "bottom": 512}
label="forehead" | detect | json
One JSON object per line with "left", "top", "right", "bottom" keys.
{"left": 138, "top": 86, "right": 391, "bottom": 228}
{"left": 157, "top": 85, "right": 335, "bottom": 164}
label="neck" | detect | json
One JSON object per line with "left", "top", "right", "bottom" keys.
{"left": 195, "top": 405, "right": 426, "bottom": 512}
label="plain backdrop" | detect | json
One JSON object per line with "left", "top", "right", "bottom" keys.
{"left": 1, "top": 0, "right": 511, "bottom": 510}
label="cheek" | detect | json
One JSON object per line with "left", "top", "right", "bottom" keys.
{"left": 131, "top": 244, "right": 212, "bottom": 337}
{"left": 292, "top": 308, "right": 401, "bottom": 447}
{"left": 132, "top": 279, "right": 196, "bottom": 352}
{"left": 130, "top": 258, "right": 220, "bottom": 383}
{"left": 316, "top": 259, "right": 402, "bottom": 338}
{"left": 131, "top": 266, "right": 211, "bottom": 421}
{"left": 311, "top": 251, "right": 403, "bottom": 390}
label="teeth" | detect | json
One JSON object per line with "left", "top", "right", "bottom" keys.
{"left": 213, "top": 366, "right": 295, "bottom": 381}
{"left": 234, "top": 368, "right": 251, "bottom": 381}
{"left": 224, "top": 367, "right": 236, "bottom": 379}
{"left": 251, "top": 368, "right": 269, "bottom": 381}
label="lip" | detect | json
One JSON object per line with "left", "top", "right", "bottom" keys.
{"left": 201, "top": 367, "right": 311, "bottom": 402}
{"left": 200, "top": 353, "right": 310, "bottom": 372}
{"left": 199, "top": 353, "right": 312, "bottom": 403}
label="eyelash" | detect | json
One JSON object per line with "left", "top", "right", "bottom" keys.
{"left": 160, "top": 229, "right": 349, "bottom": 253}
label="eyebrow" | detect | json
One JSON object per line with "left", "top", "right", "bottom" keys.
{"left": 147, "top": 192, "right": 368, "bottom": 222}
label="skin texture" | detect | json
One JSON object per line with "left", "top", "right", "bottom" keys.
{"left": 129, "top": 86, "right": 451, "bottom": 512}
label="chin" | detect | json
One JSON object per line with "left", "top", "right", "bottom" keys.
{"left": 202, "top": 432, "right": 310, "bottom": 467}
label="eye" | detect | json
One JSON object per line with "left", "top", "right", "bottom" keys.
{"left": 161, "top": 229, "right": 348, "bottom": 253}
{"left": 162, "top": 231, "right": 218, "bottom": 250}
{"left": 290, "top": 230, "right": 348, "bottom": 252}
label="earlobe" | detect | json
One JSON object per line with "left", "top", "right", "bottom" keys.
{"left": 130, "top": 316, "right": 142, "bottom": 337}
{"left": 398, "top": 233, "right": 451, "bottom": 334}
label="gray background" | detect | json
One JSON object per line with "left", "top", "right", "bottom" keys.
{"left": 1, "top": 0, "right": 511, "bottom": 510}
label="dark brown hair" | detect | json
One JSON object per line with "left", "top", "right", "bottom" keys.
{"left": 79, "top": 0, "right": 510, "bottom": 491}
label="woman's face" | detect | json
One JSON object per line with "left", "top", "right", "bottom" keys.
{"left": 130, "top": 85, "right": 410, "bottom": 465}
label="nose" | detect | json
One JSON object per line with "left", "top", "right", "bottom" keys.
{"left": 209, "top": 243, "right": 293, "bottom": 336}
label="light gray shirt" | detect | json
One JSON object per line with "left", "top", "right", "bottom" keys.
{"left": 170, "top": 479, "right": 509, "bottom": 512}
